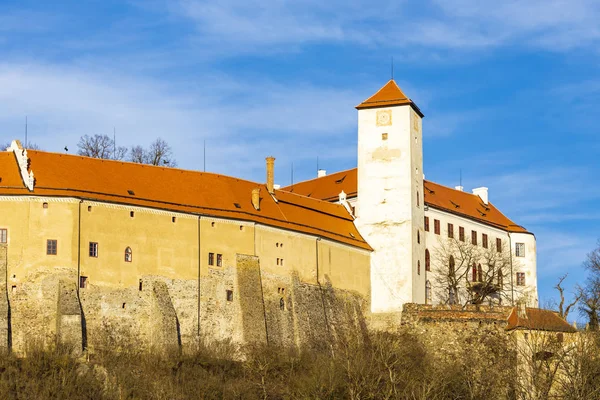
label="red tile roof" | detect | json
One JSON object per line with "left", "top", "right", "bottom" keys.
{"left": 506, "top": 307, "right": 577, "bottom": 333}
{"left": 355, "top": 79, "right": 424, "bottom": 117}
{"left": 0, "top": 150, "right": 372, "bottom": 251}
{"left": 282, "top": 168, "right": 529, "bottom": 234}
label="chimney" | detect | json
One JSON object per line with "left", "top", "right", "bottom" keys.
{"left": 517, "top": 302, "right": 527, "bottom": 319}
{"left": 454, "top": 185, "right": 463, "bottom": 192}
{"left": 251, "top": 188, "right": 261, "bottom": 210}
{"left": 266, "top": 156, "right": 275, "bottom": 194}
{"left": 317, "top": 169, "right": 327, "bottom": 178}
{"left": 472, "top": 187, "right": 489, "bottom": 205}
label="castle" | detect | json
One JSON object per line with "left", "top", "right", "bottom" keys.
{"left": 0, "top": 79, "right": 537, "bottom": 353}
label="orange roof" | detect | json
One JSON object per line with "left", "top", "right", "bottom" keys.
{"left": 284, "top": 169, "right": 357, "bottom": 202}
{"left": 282, "top": 168, "right": 529, "bottom": 234}
{"left": 355, "top": 79, "right": 424, "bottom": 117}
{"left": 0, "top": 152, "right": 25, "bottom": 188}
{"left": 506, "top": 307, "right": 577, "bottom": 333}
{"left": 0, "top": 150, "right": 372, "bottom": 251}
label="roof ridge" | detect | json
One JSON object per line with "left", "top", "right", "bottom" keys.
{"left": 282, "top": 167, "right": 357, "bottom": 189}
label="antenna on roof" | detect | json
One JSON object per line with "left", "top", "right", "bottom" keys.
{"left": 25, "top": 116, "right": 28, "bottom": 148}
{"left": 391, "top": 56, "right": 394, "bottom": 80}
{"left": 203, "top": 140, "right": 206, "bottom": 172}
{"left": 291, "top": 162, "right": 294, "bottom": 189}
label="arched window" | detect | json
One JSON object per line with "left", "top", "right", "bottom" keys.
{"left": 417, "top": 231, "right": 420, "bottom": 244}
{"left": 425, "top": 280, "right": 432, "bottom": 304}
{"left": 477, "top": 264, "right": 483, "bottom": 282}
{"left": 449, "top": 255, "right": 455, "bottom": 275}
{"left": 417, "top": 260, "right": 421, "bottom": 275}
{"left": 124, "top": 247, "right": 132, "bottom": 262}
{"left": 472, "top": 263, "right": 477, "bottom": 281}
{"left": 279, "top": 297, "right": 285, "bottom": 311}
{"left": 425, "top": 249, "right": 431, "bottom": 271}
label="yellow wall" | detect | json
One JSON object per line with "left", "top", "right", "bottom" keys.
{"left": 0, "top": 197, "right": 370, "bottom": 299}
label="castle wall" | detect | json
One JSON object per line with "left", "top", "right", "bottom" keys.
{"left": 0, "top": 196, "right": 370, "bottom": 354}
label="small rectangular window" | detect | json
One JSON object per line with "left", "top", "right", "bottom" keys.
{"left": 496, "top": 238, "right": 502, "bottom": 252}
{"left": 516, "top": 243, "right": 525, "bottom": 257}
{"left": 516, "top": 272, "right": 526, "bottom": 286}
{"left": 46, "top": 239, "right": 57, "bottom": 255}
{"left": 459, "top": 227, "right": 465, "bottom": 242}
{"left": 381, "top": 133, "right": 388, "bottom": 140}
{"left": 471, "top": 230, "right": 477, "bottom": 245}
{"left": 0, "top": 229, "right": 7, "bottom": 243}
{"left": 226, "top": 290, "right": 233, "bottom": 302}
{"left": 89, "top": 242, "right": 98, "bottom": 258}
{"left": 447, "top": 223, "right": 454, "bottom": 239}
{"left": 424, "top": 216, "right": 429, "bottom": 232}
{"left": 208, "top": 252, "right": 214, "bottom": 266}
{"left": 482, "top": 234, "right": 488, "bottom": 249}
{"left": 217, "top": 254, "right": 223, "bottom": 267}
{"left": 434, "top": 219, "right": 440, "bottom": 235}
{"left": 79, "top": 276, "right": 88, "bottom": 289}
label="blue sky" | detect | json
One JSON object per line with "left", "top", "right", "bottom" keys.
{"left": 1, "top": 0, "right": 598, "bottom": 319}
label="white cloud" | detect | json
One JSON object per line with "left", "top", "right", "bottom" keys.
{"left": 0, "top": 62, "right": 367, "bottom": 180}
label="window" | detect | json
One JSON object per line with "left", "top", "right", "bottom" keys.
{"left": 498, "top": 269, "right": 503, "bottom": 287}
{"left": 89, "top": 242, "right": 98, "bottom": 257}
{"left": 79, "top": 276, "right": 88, "bottom": 289}
{"left": 277, "top": 258, "right": 280, "bottom": 265}
{"left": 217, "top": 254, "right": 223, "bottom": 267}
{"left": 447, "top": 223, "right": 454, "bottom": 239}
{"left": 46, "top": 239, "right": 57, "bottom": 255}
{"left": 226, "top": 290, "right": 233, "bottom": 302}
{"left": 381, "top": 133, "right": 388, "bottom": 140}
{"left": 496, "top": 238, "right": 502, "bottom": 252}
{"left": 172, "top": 217, "right": 176, "bottom": 223}
{"left": 424, "top": 216, "right": 429, "bottom": 232}
{"left": 280, "top": 258, "right": 284, "bottom": 266}
{"left": 43, "top": 202, "right": 48, "bottom": 209}
{"left": 139, "top": 279, "right": 143, "bottom": 291}
{"left": 516, "top": 243, "right": 525, "bottom": 257}
{"left": 417, "top": 260, "right": 421, "bottom": 275}
{"left": 434, "top": 219, "right": 440, "bottom": 235}
{"left": 471, "top": 230, "right": 477, "bottom": 245}
{"left": 477, "top": 264, "right": 483, "bottom": 282}
{"left": 130, "top": 211, "right": 135, "bottom": 218}
{"left": 0, "top": 229, "right": 7, "bottom": 243}
{"left": 416, "top": 191, "right": 420, "bottom": 207}
{"left": 472, "top": 263, "right": 477, "bottom": 281}
{"left": 208, "top": 253, "right": 214, "bottom": 266}
{"left": 425, "top": 249, "right": 430, "bottom": 271}
{"left": 280, "top": 297, "right": 285, "bottom": 310}
{"left": 459, "top": 227, "right": 465, "bottom": 242}
{"left": 449, "top": 255, "right": 455, "bottom": 275}
{"left": 516, "top": 272, "right": 526, "bottom": 286}
{"left": 425, "top": 280, "right": 432, "bottom": 304}
{"left": 417, "top": 231, "right": 420, "bottom": 244}
{"left": 124, "top": 247, "right": 132, "bottom": 262}
{"left": 482, "top": 234, "right": 488, "bottom": 249}
{"left": 87, "top": 206, "right": 92, "bottom": 212}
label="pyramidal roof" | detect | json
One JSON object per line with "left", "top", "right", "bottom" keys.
{"left": 356, "top": 79, "right": 423, "bottom": 117}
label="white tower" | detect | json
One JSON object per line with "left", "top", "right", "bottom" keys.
{"left": 354, "top": 80, "right": 425, "bottom": 313}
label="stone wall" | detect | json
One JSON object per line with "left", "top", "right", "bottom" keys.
{"left": 0, "top": 245, "right": 9, "bottom": 351}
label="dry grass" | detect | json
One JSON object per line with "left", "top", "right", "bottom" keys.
{"left": 0, "top": 329, "right": 599, "bottom": 399}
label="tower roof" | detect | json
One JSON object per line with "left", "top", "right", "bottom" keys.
{"left": 356, "top": 79, "right": 424, "bottom": 117}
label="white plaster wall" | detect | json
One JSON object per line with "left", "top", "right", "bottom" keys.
{"left": 355, "top": 105, "right": 423, "bottom": 313}
{"left": 422, "top": 206, "right": 538, "bottom": 307}
{"left": 510, "top": 232, "right": 538, "bottom": 307}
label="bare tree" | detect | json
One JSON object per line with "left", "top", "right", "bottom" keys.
{"left": 146, "top": 138, "right": 177, "bottom": 167}
{"left": 2, "top": 141, "right": 41, "bottom": 151}
{"left": 77, "top": 134, "right": 127, "bottom": 160}
{"left": 129, "top": 138, "right": 177, "bottom": 167}
{"left": 581, "top": 240, "right": 600, "bottom": 330}
{"left": 554, "top": 274, "right": 581, "bottom": 320}
{"left": 433, "top": 237, "right": 516, "bottom": 306}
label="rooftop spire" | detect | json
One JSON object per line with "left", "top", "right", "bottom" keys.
{"left": 356, "top": 79, "right": 424, "bottom": 117}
